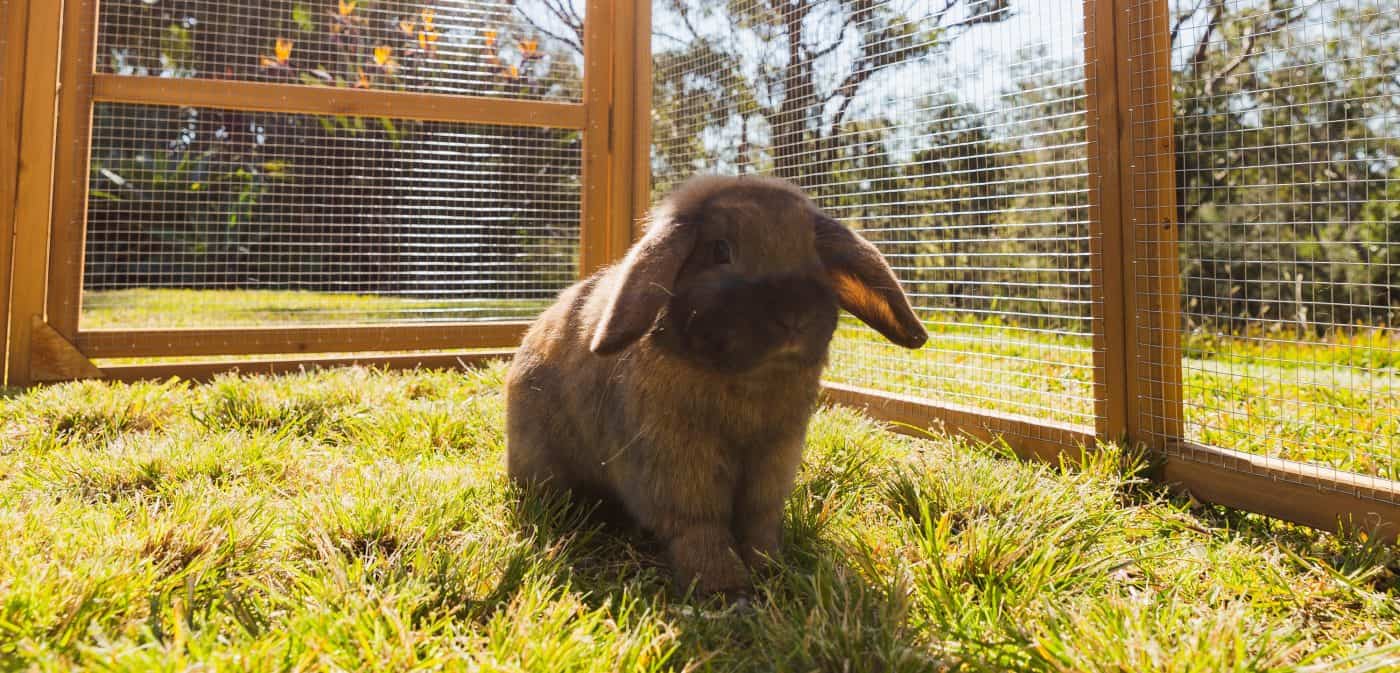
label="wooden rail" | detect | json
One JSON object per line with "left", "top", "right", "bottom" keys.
{"left": 99, "top": 349, "right": 517, "bottom": 384}
{"left": 91, "top": 75, "right": 589, "bottom": 129}
{"left": 1163, "top": 442, "right": 1400, "bottom": 541}
{"left": 77, "top": 322, "right": 531, "bottom": 358}
{"left": 821, "top": 382, "right": 1096, "bottom": 464}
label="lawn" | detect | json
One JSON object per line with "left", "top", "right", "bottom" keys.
{"left": 1, "top": 362, "right": 1398, "bottom": 671}
{"left": 81, "top": 288, "right": 552, "bottom": 328}
{"left": 82, "top": 289, "right": 1399, "bottom": 480}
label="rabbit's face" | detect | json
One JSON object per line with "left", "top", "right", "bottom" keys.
{"left": 651, "top": 190, "right": 841, "bottom": 373}
{"left": 589, "top": 176, "right": 928, "bottom": 363}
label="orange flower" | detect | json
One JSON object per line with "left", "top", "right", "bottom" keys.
{"left": 483, "top": 29, "right": 497, "bottom": 47}
{"left": 355, "top": 68, "right": 370, "bottom": 88}
{"left": 338, "top": 0, "right": 356, "bottom": 16}
{"left": 418, "top": 30, "right": 439, "bottom": 52}
{"left": 520, "top": 39, "right": 538, "bottom": 56}
{"left": 420, "top": 8, "right": 435, "bottom": 29}
{"left": 373, "top": 45, "right": 393, "bottom": 66}
{"left": 506, "top": 64, "right": 519, "bottom": 79}
{"left": 399, "top": 19, "right": 415, "bottom": 35}
{"left": 262, "top": 37, "right": 293, "bottom": 67}
{"left": 275, "top": 38, "right": 293, "bottom": 63}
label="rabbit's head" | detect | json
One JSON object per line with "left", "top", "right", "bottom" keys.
{"left": 590, "top": 175, "right": 927, "bottom": 372}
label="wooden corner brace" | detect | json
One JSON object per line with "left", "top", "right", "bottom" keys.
{"left": 30, "top": 316, "right": 103, "bottom": 382}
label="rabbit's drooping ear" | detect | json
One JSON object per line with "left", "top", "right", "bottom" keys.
{"left": 590, "top": 211, "right": 698, "bottom": 355}
{"left": 815, "top": 216, "right": 928, "bottom": 349}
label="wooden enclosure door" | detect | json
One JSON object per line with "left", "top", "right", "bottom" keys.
{"left": 4, "top": 0, "right": 647, "bottom": 387}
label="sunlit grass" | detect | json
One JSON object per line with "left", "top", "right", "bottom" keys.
{"left": 81, "top": 288, "right": 552, "bottom": 328}
{"left": 1, "top": 362, "right": 1397, "bottom": 670}
{"left": 81, "top": 289, "right": 1399, "bottom": 479}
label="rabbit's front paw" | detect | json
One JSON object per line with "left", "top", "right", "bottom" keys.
{"left": 668, "top": 524, "right": 751, "bottom": 597}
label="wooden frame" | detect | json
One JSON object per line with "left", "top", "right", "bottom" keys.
{"left": 1084, "top": 0, "right": 1182, "bottom": 451}
{"left": 6, "top": 0, "right": 637, "bottom": 386}
{"left": 578, "top": 0, "right": 612, "bottom": 276}
{"left": 91, "top": 76, "right": 589, "bottom": 129}
{"left": 43, "top": 0, "right": 96, "bottom": 341}
{"left": 1083, "top": 0, "right": 1129, "bottom": 444}
{"left": 823, "top": 383, "right": 1095, "bottom": 464}
{"left": 1118, "top": 0, "right": 1183, "bottom": 448}
{"left": 76, "top": 322, "right": 530, "bottom": 358}
{"left": 630, "top": 0, "right": 653, "bottom": 234}
{"left": 99, "top": 349, "right": 516, "bottom": 384}
{"left": 5, "top": 0, "right": 63, "bottom": 387}
{"left": 1, "top": 0, "right": 32, "bottom": 384}
{"left": 1162, "top": 441, "right": 1400, "bottom": 541}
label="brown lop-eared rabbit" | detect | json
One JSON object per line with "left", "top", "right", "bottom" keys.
{"left": 506, "top": 175, "right": 927, "bottom": 597}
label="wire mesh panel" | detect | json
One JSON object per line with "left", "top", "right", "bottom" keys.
{"left": 96, "top": 0, "right": 584, "bottom": 100}
{"left": 81, "top": 103, "right": 582, "bottom": 327}
{"left": 653, "top": 0, "right": 1098, "bottom": 433}
{"left": 1137, "top": 0, "right": 1399, "bottom": 484}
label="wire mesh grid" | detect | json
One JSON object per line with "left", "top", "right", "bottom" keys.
{"left": 1138, "top": 0, "right": 1399, "bottom": 488}
{"left": 96, "top": 0, "right": 585, "bottom": 100}
{"left": 81, "top": 103, "right": 582, "bottom": 327}
{"left": 653, "top": 0, "right": 1098, "bottom": 433}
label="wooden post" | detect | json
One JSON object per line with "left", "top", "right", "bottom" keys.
{"left": 579, "top": 0, "right": 616, "bottom": 276}
{"left": 1, "top": 0, "right": 32, "bottom": 384}
{"left": 579, "top": 0, "right": 648, "bottom": 274}
{"left": 607, "top": 0, "right": 641, "bottom": 254}
{"left": 1083, "top": 0, "right": 1129, "bottom": 444}
{"left": 1086, "top": 0, "right": 1187, "bottom": 453}
{"left": 1087, "top": 0, "right": 1182, "bottom": 451}
{"left": 1118, "top": 0, "right": 1183, "bottom": 448}
{"left": 5, "top": 0, "right": 63, "bottom": 387}
{"left": 44, "top": 0, "right": 98, "bottom": 340}
{"left": 630, "top": 0, "right": 653, "bottom": 237}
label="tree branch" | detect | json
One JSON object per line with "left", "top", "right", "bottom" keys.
{"left": 1170, "top": 0, "right": 1209, "bottom": 46}
{"left": 535, "top": 0, "right": 585, "bottom": 54}
{"left": 1191, "top": 0, "right": 1224, "bottom": 79}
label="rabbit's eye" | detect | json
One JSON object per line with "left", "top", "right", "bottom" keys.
{"left": 710, "top": 240, "right": 733, "bottom": 265}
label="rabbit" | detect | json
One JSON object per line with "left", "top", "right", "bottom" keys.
{"left": 505, "top": 174, "right": 927, "bottom": 597}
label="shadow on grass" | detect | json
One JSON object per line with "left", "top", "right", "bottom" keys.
{"left": 503, "top": 481, "right": 941, "bottom": 672}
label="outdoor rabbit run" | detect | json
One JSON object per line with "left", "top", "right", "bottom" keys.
{"left": 0, "top": 0, "right": 1398, "bottom": 662}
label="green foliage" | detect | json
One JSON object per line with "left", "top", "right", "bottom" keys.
{"left": 90, "top": 1, "right": 583, "bottom": 293}
{"left": 1174, "top": 0, "right": 1400, "bottom": 330}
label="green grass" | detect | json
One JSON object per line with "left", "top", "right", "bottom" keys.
{"left": 2, "top": 363, "right": 1399, "bottom": 670}
{"left": 82, "top": 289, "right": 1399, "bottom": 480}
{"left": 81, "top": 288, "right": 552, "bottom": 328}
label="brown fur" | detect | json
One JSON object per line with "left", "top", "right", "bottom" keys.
{"left": 506, "top": 175, "right": 926, "bottom": 596}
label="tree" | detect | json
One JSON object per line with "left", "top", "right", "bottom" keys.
{"left": 651, "top": 0, "right": 1014, "bottom": 197}
{"left": 1170, "top": 0, "right": 1399, "bottom": 331}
